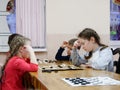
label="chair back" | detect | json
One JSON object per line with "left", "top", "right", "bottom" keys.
{"left": 111, "top": 48, "right": 120, "bottom": 74}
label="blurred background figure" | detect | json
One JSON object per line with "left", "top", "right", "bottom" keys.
{"left": 6, "top": 0, "right": 16, "bottom": 34}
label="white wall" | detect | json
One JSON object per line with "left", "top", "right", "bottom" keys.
{"left": 41, "top": 0, "right": 110, "bottom": 60}
{"left": 46, "top": 0, "right": 110, "bottom": 35}
{"left": 1, "top": 0, "right": 110, "bottom": 63}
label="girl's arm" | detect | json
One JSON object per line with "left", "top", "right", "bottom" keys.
{"left": 25, "top": 45, "right": 38, "bottom": 65}
{"left": 71, "top": 48, "right": 87, "bottom": 66}
{"left": 71, "top": 40, "right": 87, "bottom": 66}
{"left": 55, "top": 47, "right": 70, "bottom": 60}
{"left": 13, "top": 58, "right": 38, "bottom": 72}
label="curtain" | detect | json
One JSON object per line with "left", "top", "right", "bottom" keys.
{"left": 16, "top": 0, "right": 46, "bottom": 50}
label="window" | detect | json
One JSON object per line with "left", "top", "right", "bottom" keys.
{"left": 16, "top": 0, "right": 46, "bottom": 51}
{"left": 0, "top": 0, "right": 11, "bottom": 52}
{"left": 0, "top": 0, "right": 46, "bottom": 52}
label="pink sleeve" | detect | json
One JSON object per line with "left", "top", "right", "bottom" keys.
{"left": 13, "top": 58, "right": 38, "bottom": 72}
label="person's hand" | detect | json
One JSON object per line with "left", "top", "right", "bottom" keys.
{"left": 73, "top": 40, "right": 81, "bottom": 49}
{"left": 85, "top": 64, "right": 92, "bottom": 68}
{"left": 67, "top": 49, "right": 71, "bottom": 55}
{"left": 61, "top": 41, "right": 68, "bottom": 48}
{"left": 81, "top": 64, "right": 92, "bottom": 68}
{"left": 25, "top": 45, "right": 38, "bottom": 65}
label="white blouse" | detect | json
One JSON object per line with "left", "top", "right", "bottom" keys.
{"left": 71, "top": 47, "right": 114, "bottom": 72}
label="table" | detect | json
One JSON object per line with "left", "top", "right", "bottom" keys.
{"left": 23, "top": 61, "right": 120, "bottom": 90}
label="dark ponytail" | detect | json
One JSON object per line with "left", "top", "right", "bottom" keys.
{"left": 78, "top": 28, "right": 108, "bottom": 59}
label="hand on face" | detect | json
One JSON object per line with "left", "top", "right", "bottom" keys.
{"left": 61, "top": 41, "right": 68, "bottom": 48}
{"left": 23, "top": 45, "right": 31, "bottom": 59}
{"left": 20, "top": 45, "right": 30, "bottom": 60}
{"left": 79, "top": 37, "right": 96, "bottom": 52}
{"left": 73, "top": 40, "right": 81, "bottom": 49}
{"left": 24, "top": 45, "right": 38, "bottom": 64}
{"left": 67, "top": 49, "right": 71, "bottom": 55}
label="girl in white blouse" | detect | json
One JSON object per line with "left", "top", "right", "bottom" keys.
{"left": 71, "top": 28, "right": 114, "bottom": 72}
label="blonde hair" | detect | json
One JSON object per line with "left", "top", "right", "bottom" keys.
{"left": 1, "top": 36, "right": 30, "bottom": 82}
